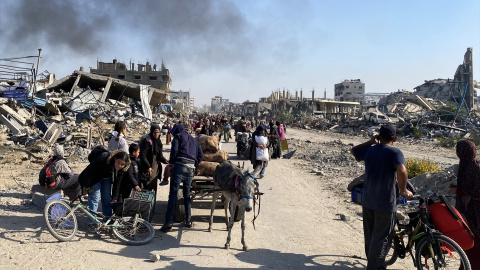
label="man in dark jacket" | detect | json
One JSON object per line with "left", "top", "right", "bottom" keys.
{"left": 139, "top": 124, "right": 168, "bottom": 194}
{"left": 160, "top": 124, "right": 204, "bottom": 232}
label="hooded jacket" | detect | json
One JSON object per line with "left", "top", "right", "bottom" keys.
{"left": 169, "top": 124, "right": 204, "bottom": 166}
{"left": 112, "top": 155, "right": 140, "bottom": 201}
{"left": 78, "top": 149, "right": 130, "bottom": 188}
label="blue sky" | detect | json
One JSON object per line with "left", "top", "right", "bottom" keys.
{"left": 1, "top": 0, "right": 479, "bottom": 106}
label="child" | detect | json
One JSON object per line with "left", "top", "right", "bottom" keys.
{"left": 112, "top": 144, "right": 142, "bottom": 203}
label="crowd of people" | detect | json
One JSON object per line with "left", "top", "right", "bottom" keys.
{"left": 39, "top": 119, "right": 479, "bottom": 268}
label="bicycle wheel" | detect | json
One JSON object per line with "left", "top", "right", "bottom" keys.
{"left": 385, "top": 236, "right": 398, "bottom": 266}
{"left": 112, "top": 216, "right": 155, "bottom": 245}
{"left": 44, "top": 200, "right": 78, "bottom": 241}
{"left": 415, "top": 234, "right": 471, "bottom": 270}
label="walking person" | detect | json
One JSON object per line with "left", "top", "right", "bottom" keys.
{"left": 277, "top": 121, "right": 287, "bottom": 155}
{"left": 139, "top": 124, "right": 169, "bottom": 194}
{"left": 200, "top": 119, "right": 215, "bottom": 136}
{"left": 452, "top": 140, "right": 480, "bottom": 269}
{"left": 108, "top": 121, "right": 129, "bottom": 153}
{"left": 250, "top": 125, "right": 269, "bottom": 178}
{"left": 160, "top": 123, "right": 203, "bottom": 232}
{"left": 350, "top": 124, "right": 413, "bottom": 270}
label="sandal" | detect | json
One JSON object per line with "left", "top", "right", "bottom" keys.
{"left": 160, "top": 224, "right": 172, "bottom": 232}
{"left": 185, "top": 221, "right": 193, "bottom": 228}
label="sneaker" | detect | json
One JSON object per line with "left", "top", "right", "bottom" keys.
{"left": 159, "top": 180, "right": 169, "bottom": 186}
{"left": 160, "top": 224, "right": 172, "bottom": 232}
{"left": 258, "top": 174, "right": 264, "bottom": 179}
{"left": 185, "top": 221, "right": 193, "bottom": 228}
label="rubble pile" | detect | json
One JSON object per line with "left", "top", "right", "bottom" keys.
{"left": 409, "top": 164, "right": 459, "bottom": 197}
{"left": 289, "top": 138, "right": 363, "bottom": 179}
{"left": 0, "top": 95, "right": 174, "bottom": 164}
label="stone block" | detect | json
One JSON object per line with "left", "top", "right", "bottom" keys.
{"left": 32, "top": 191, "right": 60, "bottom": 208}
{"left": 0, "top": 104, "right": 26, "bottom": 125}
{"left": 31, "top": 184, "right": 61, "bottom": 196}
{"left": 0, "top": 114, "right": 21, "bottom": 134}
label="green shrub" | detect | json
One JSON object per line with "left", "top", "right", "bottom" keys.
{"left": 406, "top": 158, "right": 441, "bottom": 179}
{"left": 412, "top": 127, "right": 423, "bottom": 139}
{"left": 437, "top": 135, "right": 462, "bottom": 148}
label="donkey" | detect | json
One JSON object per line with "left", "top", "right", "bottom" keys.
{"left": 208, "top": 161, "right": 258, "bottom": 251}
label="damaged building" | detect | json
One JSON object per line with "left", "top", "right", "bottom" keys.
{"left": 269, "top": 89, "right": 360, "bottom": 120}
{"left": 413, "top": 48, "right": 478, "bottom": 111}
{"left": 46, "top": 70, "right": 170, "bottom": 107}
{"left": 334, "top": 79, "right": 365, "bottom": 105}
{"left": 90, "top": 59, "right": 172, "bottom": 91}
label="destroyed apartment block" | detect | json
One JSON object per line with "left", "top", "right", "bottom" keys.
{"left": 47, "top": 70, "right": 170, "bottom": 107}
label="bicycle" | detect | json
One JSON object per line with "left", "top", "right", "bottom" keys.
{"left": 386, "top": 194, "right": 471, "bottom": 269}
{"left": 44, "top": 196, "right": 155, "bottom": 245}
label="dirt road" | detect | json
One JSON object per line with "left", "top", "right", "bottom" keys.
{"left": 1, "top": 128, "right": 456, "bottom": 269}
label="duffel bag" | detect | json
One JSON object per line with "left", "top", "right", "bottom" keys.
{"left": 428, "top": 195, "right": 474, "bottom": 250}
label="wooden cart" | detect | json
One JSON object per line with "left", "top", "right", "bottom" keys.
{"left": 174, "top": 175, "right": 240, "bottom": 222}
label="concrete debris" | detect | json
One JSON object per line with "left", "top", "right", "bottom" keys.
{"left": 0, "top": 81, "right": 175, "bottom": 165}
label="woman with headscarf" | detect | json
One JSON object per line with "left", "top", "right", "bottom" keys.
{"left": 249, "top": 125, "right": 269, "bottom": 178}
{"left": 453, "top": 140, "right": 480, "bottom": 269}
{"left": 139, "top": 124, "right": 169, "bottom": 194}
{"left": 277, "top": 121, "right": 287, "bottom": 155}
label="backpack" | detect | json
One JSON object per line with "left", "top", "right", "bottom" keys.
{"left": 88, "top": 145, "right": 109, "bottom": 162}
{"left": 428, "top": 195, "right": 474, "bottom": 251}
{"left": 39, "top": 159, "right": 59, "bottom": 187}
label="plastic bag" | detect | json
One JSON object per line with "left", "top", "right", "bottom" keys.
{"left": 255, "top": 135, "right": 269, "bottom": 161}
{"left": 255, "top": 135, "right": 268, "bottom": 145}
{"left": 256, "top": 147, "right": 269, "bottom": 161}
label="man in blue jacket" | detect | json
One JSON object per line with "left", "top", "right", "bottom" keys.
{"left": 160, "top": 123, "right": 204, "bottom": 232}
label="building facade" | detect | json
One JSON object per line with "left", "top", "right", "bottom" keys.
{"left": 334, "top": 79, "right": 365, "bottom": 105}
{"left": 211, "top": 96, "right": 230, "bottom": 112}
{"left": 170, "top": 90, "right": 192, "bottom": 112}
{"left": 90, "top": 59, "right": 172, "bottom": 90}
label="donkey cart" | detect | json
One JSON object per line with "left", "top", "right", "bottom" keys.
{"left": 174, "top": 175, "right": 241, "bottom": 222}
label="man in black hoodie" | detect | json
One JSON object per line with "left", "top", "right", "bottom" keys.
{"left": 160, "top": 123, "right": 204, "bottom": 232}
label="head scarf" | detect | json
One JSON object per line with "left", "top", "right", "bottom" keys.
{"left": 149, "top": 124, "right": 162, "bottom": 154}
{"left": 256, "top": 125, "right": 265, "bottom": 132}
{"left": 53, "top": 144, "right": 65, "bottom": 159}
{"left": 456, "top": 140, "right": 480, "bottom": 199}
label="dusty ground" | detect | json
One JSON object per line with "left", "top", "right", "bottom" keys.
{"left": 0, "top": 128, "right": 458, "bottom": 269}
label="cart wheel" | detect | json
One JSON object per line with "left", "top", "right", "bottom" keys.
{"left": 174, "top": 189, "right": 185, "bottom": 222}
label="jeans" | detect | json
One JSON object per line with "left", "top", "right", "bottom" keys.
{"left": 88, "top": 178, "right": 112, "bottom": 217}
{"left": 362, "top": 207, "right": 396, "bottom": 270}
{"left": 253, "top": 159, "right": 266, "bottom": 176}
{"left": 164, "top": 163, "right": 195, "bottom": 225}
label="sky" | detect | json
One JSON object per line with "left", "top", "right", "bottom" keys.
{"left": 1, "top": 0, "right": 479, "bottom": 106}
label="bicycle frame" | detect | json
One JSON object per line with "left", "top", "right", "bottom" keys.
{"left": 62, "top": 200, "right": 121, "bottom": 229}
{"left": 390, "top": 194, "right": 461, "bottom": 269}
